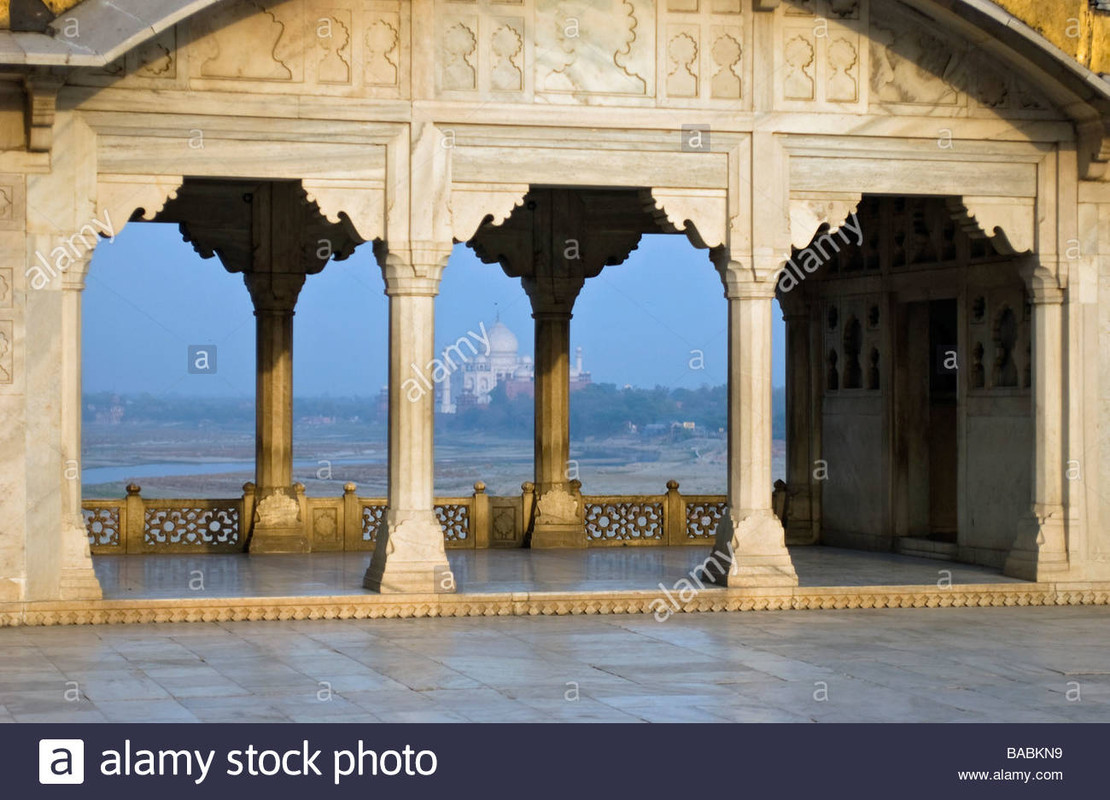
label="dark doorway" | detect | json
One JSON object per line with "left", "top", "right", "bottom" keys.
{"left": 927, "top": 299, "right": 959, "bottom": 541}
{"left": 895, "top": 298, "right": 958, "bottom": 545}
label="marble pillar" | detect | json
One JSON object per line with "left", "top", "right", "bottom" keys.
{"left": 244, "top": 271, "right": 307, "bottom": 553}
{"left": 710, "top": 278, "right": 799, "bottom": 586}
{"left": 1005, "top": 266, "right": 1069, "bottom": 579}
{"left": 524, "top": 279, "right": 584, "bottom": 548}
{"left": 58, "top": 262, "right": 102, "bottom": 599}
{"left": 364, "top": 269, "right": 453, "bottom": 593}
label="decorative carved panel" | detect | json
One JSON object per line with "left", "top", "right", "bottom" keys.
{"left": 534, "top": 0, "right": 654, "bottom": 99}
{"left": 0, "top": 268, "right": 11, "bottom": 308}
{"left": 870, "top": 18, "right": 958, "bottom": 107}
{"left": 0, "top": 320, "right": 12, "bottom": 385}
{"left": 0, "top": 175, "right": 26, "bottom": 232}
{"left": 868, "top": 3, "right": 1053, "bottom": 117}
{"left": 196, "top": 1, "right": 304, "bottom": 82}
{"left": 144, "top": 505, "right": 241, "bottom": 547}
{"left": 776, "top": 0, "right": 864, "bottom": 110}
{"left": 52, "top": 0, "right": 1064, "bottom": 121}
{"left": 436, "top": 0, "right": 527, "bottom": 96}
{"left": 133, "top": 29, "right": 178, "bottom": 79}
{"left": 62, "top": 0, "right": 411, "bottom": 98}
{"left": 821, "top": 297, "right": 881, "bottom": 392}
{"left": 362, "top": 503, "right": 387, "bottom": 541}
{"left": 312, "top": 507, "right": 340, "bottom": 543}
{"left": 967, "top": 287, "right": 1031, "bottom": 394}
{"left": 365, "top": 13, "right": 402, "bottom": 86}
{"left": 83, "top": 507, "right": 121, "bottom": 547}
{"left": 314, "top": 9, "right": 354, "bottom": 85}
{"left": 660, "top": 0, "right": 745, "bottom": 105}
{"left": 492, "top": 504, "right": 519, "bottom": 543}
{"left": 686, "top": 500, "right": 726, "bottom": 538}
{"left": 435, "top": 503, "right": 472, "bottom": 542}
{"left": 66, "top": 0, "right": 409, "bottom": 97}
{"left": 585, "top": 501, "right": 664, "bottom": 542}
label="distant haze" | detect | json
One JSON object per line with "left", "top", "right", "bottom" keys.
{"left": 83, "top": 225, "right": 786, "bottom": 395}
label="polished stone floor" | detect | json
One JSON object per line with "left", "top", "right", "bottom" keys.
{"left": 91, "top": 546, "right": 1020, "bottom": 599}
{"left": 0, "top": 607, "right": 1106, "bottom": 723}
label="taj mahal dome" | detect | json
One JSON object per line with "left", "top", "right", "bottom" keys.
{"left": 438, "top": 320, "right": 590, "bottom": 413}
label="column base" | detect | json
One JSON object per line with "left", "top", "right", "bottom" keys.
{"left": 0, "top": 579, "right": 22, "bottom": 602}
{"left": 59, "top": 568, "right": 103, "bottom": 601}
{"left": 1003, "top": 512, "right": 1069, "bottom": 581}
{"left": 248, "top": 490, "right": 308, "bottom": 553}
{"left": 707, "top": 509, "right": 799, "bottom": 587}
{"left": 59, "top": 523, "right": 103, "bottom": 600}
{"left": 363, "top": 510, "right": 454, "bottom": 593}
{"left": 249, "top": 525, "right": 309, "bottom": 554}
{"left": 528, "top": 485, "right": 585, "bottom": 549}
{"left": 530, "top": 522, "right": 585, "bottom": 549}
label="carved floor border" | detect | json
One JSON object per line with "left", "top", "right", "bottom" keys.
{"left": 2, "top": 583, "right": 1109, "bottom": 626}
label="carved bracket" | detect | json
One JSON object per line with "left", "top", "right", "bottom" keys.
{"left": 645, "top": 188, "right": 728, "bottom": 250}
{"left": 829, "top": 0, "right": 859, "bottom": 16}
{"left": 946, "top": 196, "right": 1035, "bottom": 256}
{"left": 302, "top": 179, "right": 385, "bottom": 244}
{"left": 96, "top": 174, "right": 184, "bottom": 237}
{"left": 23, "top": 73, "right": 63, "bottom": 153}
{"left": 449, "top": 183, "right": 530, "bottom": 244}
{"left": 789, "top": 192, "right": 863, "bottom": 251}
{"left": 1078, "top": 119, "right": 1110, "bottom": 181}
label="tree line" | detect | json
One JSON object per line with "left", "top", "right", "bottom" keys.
{"left": 83, "top": 384, "right": 786, "bottom": 439}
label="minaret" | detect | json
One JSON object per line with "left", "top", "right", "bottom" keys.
{"left": 575, "top": 346, "right": 583, "bottom": 376}
{"left": 441, "top": 370, "right": 454, "bottom": 413}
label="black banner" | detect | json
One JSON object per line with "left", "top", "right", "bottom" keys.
{"left": 3, "top": 724, "right": 1099, "bottom": 798}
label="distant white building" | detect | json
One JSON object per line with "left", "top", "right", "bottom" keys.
{"left": 438, "top": 320, "right": 589, "bottom": 413}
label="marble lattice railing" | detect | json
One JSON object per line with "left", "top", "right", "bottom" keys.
{"left": 79, "top": 481, "right": 779, "bottom": 554}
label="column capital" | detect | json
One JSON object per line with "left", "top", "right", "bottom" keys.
{"left": 720, "top": 274, "right": 778, "bottom": 301}
{"left": 524, "top": 275, "right": 584, "bottom": 316}
{"left": 61, "top": 271, "right": 87, "bottom": 292}
{"left": 1020, "top": 257, "right": 1066, "bottom": 304}
{"left": 243, "top": 271, "right": 305, "bottom": 313}
{"left": 715, "top": 252, "right": 788, "bottom": 298}
{"left": 376, "top": 240, "right": 451, "bottom": 295}
{"left": 60, "top": 251, "right": 94, "bottom": 291}
{"left": 26, "top": 235, "right": 97, "bottom": 291}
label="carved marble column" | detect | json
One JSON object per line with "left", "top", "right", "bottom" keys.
{"left": 364, "top": 251, "right": 453, "bottom": 593}
{"left": 710, "top": 272, "right": 799, "bottom": 586}
{"left": 524, "top": 279, "right": 584, "bottom": 548}
{"left": 468, "top": 189, "right": 646, "bottom": 549}
{"left": 58, "top": 259, "right": 102, "bottom": 600}
{"left": 781, "top": 295, "right": 819, "bottom": 546}
{"left": 157, "top": 179, "right": 359, "bottom": 554}
{"left": 1005, "top": 265, "right": 1069, "bottom": 580}
{"left": 244, "top": 271, "right": 306, "bottom": 553}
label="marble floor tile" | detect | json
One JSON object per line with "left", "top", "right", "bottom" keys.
{"left": 1, "top": 606, "right": 1107, "bottom": 723}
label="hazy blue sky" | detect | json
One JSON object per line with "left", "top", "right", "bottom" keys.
{"left": 83, "top": 223, "right": 786, "bottom": 396}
